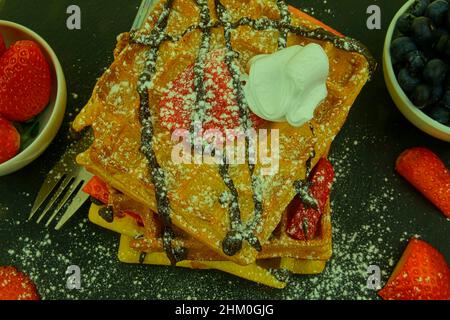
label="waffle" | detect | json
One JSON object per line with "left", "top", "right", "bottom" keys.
{"left": 88, "top": 202, "right": 328, "bottom": 288}
{"left": 73, "top": 0, "right": 372, "bottom": 269}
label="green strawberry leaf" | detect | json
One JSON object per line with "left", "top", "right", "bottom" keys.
{"left": 16, "top": 119, "right": 41, "bottom": 151}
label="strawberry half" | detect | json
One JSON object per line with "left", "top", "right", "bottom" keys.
{"left": 396, "top": 147, "right": 450, "bottom": 218}
{"left": 0, "top": 116, "right": 20, "bottom": 164}
{"left": 379, "top": 238, "right": 450, "bottom": 300}
{"left": 159, "top": 49, "right": 266, "bottom": 133}
{"left": 286, "top": 158, "right": 335, "bottom": 241}
{"left": 0, "top": 266, "right": 40, "bottom": 300}
{"left": 0, "top": 40, "right": 51, "bottom": 122}
{"left": 0, "top": 34, "right": 6, "bottom": 57}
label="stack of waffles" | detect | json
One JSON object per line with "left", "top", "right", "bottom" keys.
{"left": 72, "top": 0, "right": 373, "bottom": 288}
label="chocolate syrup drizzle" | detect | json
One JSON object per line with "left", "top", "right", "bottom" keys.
{"left": 277, "top": 0, "right": 291, "bottom": 49}
{"left": 190, "top": 0, "right": 212, "bottom": 134}
{"left": 137, "top": 0, "right": 187, "bottom": 264}
{"left": 132, "top": 0, "right": 376, "bottom": 261}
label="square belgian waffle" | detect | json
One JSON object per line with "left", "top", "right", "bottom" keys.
{"left": 73, "top": 0, "right": 373, "bottom": 271}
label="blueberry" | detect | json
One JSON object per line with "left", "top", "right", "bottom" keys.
{"left": 447, "top": 6, "right": 450, "bottom": 26}
{"left": 406, "top": 50, "right": 428, "bottom": 73}
{"left": 426, "top": 0, "right": 449, "bottom": 25}
{"left": 411, "top": 16, "right": 436, "bottom": 46}
{"left": 423, "top": 58, "right": 448, "bottom": 84}
{"left": 442, "top": 90, "right": 450, "bottom": 108}
{"left": 397, "top": 68, "right": 421, "bottom": 93}
{"left": 433, "top": 27, "right": 449, "bottom": 39}
{"left": 410, "top": 0, "right": 430, "bottom": 16}
{"left": 442, "top": 38, "right": 450, "bottom": 58}
{"left": 429, "top": 85, "right": 444, "bottom": 104}
{"left": 411, "top": 84, "right": 431, "bottom": 108}
{"left": 445, "top": 76, "right": 450, "bottom": 90}
{"left": 435, "top": 33, "right": 449, "bottom": 53}
{"left": 428, "top": 104, "right": 450, "bottom": 123}
{"left": 391, "top": 37, "right": 417, "bottom": 62}
{"left": 397, "top": 13, "right": 415, "bottom": 34}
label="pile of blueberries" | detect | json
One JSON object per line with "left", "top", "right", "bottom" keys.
{"left": 391, "top": 0, "right": 450, "bottom": 126}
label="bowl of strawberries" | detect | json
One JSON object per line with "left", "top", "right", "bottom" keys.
{"left": 0, "top": 20, "right": 66, "bottom": 176}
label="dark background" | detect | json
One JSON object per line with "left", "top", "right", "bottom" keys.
{"left": 0, "top": 0, "right": 448, "bottom": 300}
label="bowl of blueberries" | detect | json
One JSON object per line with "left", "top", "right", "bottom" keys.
{"left": 384, "top": 0, "right": 450, "bottom": 142}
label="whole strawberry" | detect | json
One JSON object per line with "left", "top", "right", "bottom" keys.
{"left": 0, "top": 40, "right": 51, "bottom": 122}
{"left": 0, "top": 266, "right": 40, "bottom": 300}
{"left": 0, "top": 116, "right": 20, "bottom": 164}
{"left": 379, "top": 238, "right": 450, "bottom": 300}
{"left": 0, "top": 34, "right": 6, "bottom": 56}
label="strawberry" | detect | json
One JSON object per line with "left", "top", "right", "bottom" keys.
{"left": 396, "top": 147, "right": 450, "bottom": 218}
{"left": 0, "top": 40, "right": 51, "bottom": 122}
{"left": 286, "top": 158, "right": 334, "bottom": 240}
{"left": 83, "top": 176, "right": 110, "bottom": 204}
{"left": 0, "top": 266, "right": 40, "bottom": 300}
{"left": 159, "top": 49, "right": 266, "bottom": 133}
{"left": 0, "top": 116, "right": 20, "bottom": 164}
{"left": 0, "top": 34, "right": 6, "bottom": 56}
{"left": 83, "top": 176, "right": 144, "bottom": 226}
{"left": 379, "top": 238, "right": 450, "bottom": 300}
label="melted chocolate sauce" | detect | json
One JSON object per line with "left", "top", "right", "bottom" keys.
{"left": 136, "top": 0, "right": 187, "bottom": 265}
{"left": 293, "top": 148, "right": 318, "bottom": 209}
{"left": 190, "top": 0, "right": 212, "bottom": 135}
{"left": 98, "top": 206, "right": 114, "bottom": 223}
{"left": 276, "top": 0, "right": 291, "bottom": 49}
{"left": 216, "top": 0, "right": 263, "bottom": 255}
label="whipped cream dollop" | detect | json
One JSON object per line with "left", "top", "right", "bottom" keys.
{"left": 244, "top": 44, "right": 329, "bottom": 127}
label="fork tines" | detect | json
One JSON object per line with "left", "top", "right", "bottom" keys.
{"left": 29, "top": 137, "right": 92, "bottom": 229}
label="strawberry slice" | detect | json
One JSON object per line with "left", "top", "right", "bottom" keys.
{"left": 0, "top": 34, "right": 6, "bottom": 56}
{"left": 83, "top": 176, "right": 110, "bottom": 204}
{"left": 159, "top": 49, "right": 266, "bottom": 133}
{"left": 286, "top": 158, "right": 334, "bottom": 240}
{"left": 379, "top": 238, "right": 450, "bottom": 300}
{"left": 396, "top": 147, "right": 450, "bottom": 218}
{"left": 0, "top": 266, "right": 40, "bottom": 300}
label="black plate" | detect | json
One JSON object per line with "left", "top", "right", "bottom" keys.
{"left": 0, "top": 0, "right": 449, "bottom": 300}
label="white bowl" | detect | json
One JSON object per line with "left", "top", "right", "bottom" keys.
{"left": 0, "top": 20, "right": 67, "bottom": 176}
{"left": 383, "top": 0, "right": 450, "bottom": 142}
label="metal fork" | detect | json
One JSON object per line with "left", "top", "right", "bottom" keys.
{"left": 29, "top": 134, "right": 94, "bottom": 229}
{"left": 29, "top": 0, "right": 156, "bottom": 230}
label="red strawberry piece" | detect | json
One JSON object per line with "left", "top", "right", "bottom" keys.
{"left": 286, "top": 158, "right": 335, "bottom": 240}
{"left": 379, "top": 238, "right": 450, "bottom": 300}
{"left": 0, "top": 266, "right": 40, "bottom": 300}
{"left": 83, "top": 176, "right": 110, "bottom": 204}
{"left": 0, "top": 40, "right": 51, "bottom": 122}
{"left": 0, "top": 34, "right": 6, "bottom": 57}
{"left": 396, "top": 147, "right": 450, "bottom": 218}
{"left": 0, "top": 116, "right": 20, "bottom": 164}
{"left": 159, "top": 49, "right": 266, "bottom": 133}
